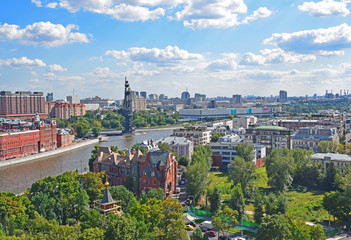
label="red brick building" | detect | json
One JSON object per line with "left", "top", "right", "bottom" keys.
{"left": 0, "top": 91, "right": 46, "bottom": 119}
{"left": 57, "top": 129, "right": 75, "bottom": 147}
{"left": 0, "top": 119, "right": 57, "bottom": 160}
{"left": 93, "top": 148, "right": 178, "bottom": 197}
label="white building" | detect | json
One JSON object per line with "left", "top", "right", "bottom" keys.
{"left": 311, "top": 153, "right": 351, "bottom": 174}
{"left": 232, "top": 116, "right": 257, "bottom": 129}
{"left": 156, "top": 136, "right": 194, "bottom": 159}
{"left": 172, "top": 126, "right": 211, "bottom": 147}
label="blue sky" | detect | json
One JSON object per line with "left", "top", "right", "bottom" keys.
{"left": 1, "top": 0, "right": 351, "bottom": 99}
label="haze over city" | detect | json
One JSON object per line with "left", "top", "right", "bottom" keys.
{"left": 1, "top": 0, "right": 351, "bottom": 98}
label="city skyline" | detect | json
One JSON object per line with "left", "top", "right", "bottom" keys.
{"left": 1, "top": 0, "right": 351, "bottom": 99}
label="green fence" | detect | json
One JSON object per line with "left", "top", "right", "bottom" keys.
{"left": 188, "top": 206, "right": 258, "bottom": 229}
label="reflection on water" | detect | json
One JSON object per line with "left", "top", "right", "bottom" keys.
{"left": 0, "top": 129, "right": 172, "bottom": 194}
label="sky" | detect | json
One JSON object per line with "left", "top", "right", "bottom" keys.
{"left": 1, "top": 0, "right": 351, "bottom": 100}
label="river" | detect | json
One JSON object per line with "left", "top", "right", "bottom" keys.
{"left": 0, "top": 129, "right": 173, "bottom": 194}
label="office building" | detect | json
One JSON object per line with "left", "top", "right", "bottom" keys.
{"left": 181, "top": 91, "right": 190, "bottom": 100}
{"left": 46, "top": 93, "right": 53, "bottom": 102}
{"left": 194, "top": 93, "right": 206, "bottom": 102}
{"left": 243, "top": 126, "right": 294, "bottom": 155}
{"left": 0, "top": 91, "right": 46, "bottom": 119}
{"left": 232, "top": 94, "right": 242, "bottom": 103}
{"left": 279, "top": 90, "right": 288, "bottom": 103}
{"left": 67, "top": 95, "right": 80, "bottom": 104}
{"left": 140, "top": 91, "right": 147, "bottom": 99}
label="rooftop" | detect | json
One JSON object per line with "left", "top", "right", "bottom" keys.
{"left": 311, "top": 153, "right": 351, "bottom": 162}
{"left": 255, "top": 126, "right": 288, "bottom": 131}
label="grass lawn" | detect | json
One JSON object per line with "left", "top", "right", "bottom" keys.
{"left": 207, "top": 167, "right": 328, "bottom": 223}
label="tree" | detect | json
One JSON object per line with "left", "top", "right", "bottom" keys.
{"left": 105, "top": 215, "right": 136, "bottom": 240}
{"left": 323, "top": 162, "right": 342, "bottom": 191}
{"left": 88, "top": 146, "right": 100, "bottom": 172}
{"left": 212, "top": 207, "right": 238, "bottom": 237}
{"left": 253, "top": 191, "right": 264, "bottom": 224}
{"left": 164, "top": 219, "right": 188, "bottom": 240}
{"left": 186, "top": 161, "right": 208, "bottom": 203}
{"left": 264, "top": 193, "right": 288, "bottom": 216}
{"left": 211, "top": 133, "right": 222, "bottom": 142}
{"left": 147, "top": 188, "right": 165, "bottom": 201}
{"left": 266, "top": 148, "right": 293, "bottom": 192}
{"left": 256, "top": 214, "right": 290, "bottom": 240}
{"left": 178, "top": 155, "right": 190, "bottom": 167}
{"left": 228, "top": 185, "right": 245, "bottom": 220}
{"left": 132, "top": 144, "right": 148, "bottom": 154}
{"left": 228, "top": 157, "right": 255, "bottom": 197}
{"left": 318, "top": 141, "right": 338, "bottom": 153}
{"left": 75, "top": 122, "right": 90, "bottom": 137}
{"left": 80, "top": 227, "right": 104, "bottom": 240}
{"left": 208, "top": 187, "right": 221, "bottom": 213}
{"left": 158, "top": 142, "right": 171, "bottom": 151}
{"left": 190, "top": 228, "right": 203, "bottom": 240}
{"left": 191, "top": 145, "right": 213, "bottom": 169}
{"left": 235, "top": 143, "right": 255, "bottom": 162}
{"left": 80, "top": 209, "right": 104, "bottom": 231}
{"left": 109, "top": 185, "right": 136, "bottom": 212}
{"left": 78, "top": 172, "right": 105, "bottom": 203}
{"left": 92, "top": 127, "right": 100, "bottom": 137}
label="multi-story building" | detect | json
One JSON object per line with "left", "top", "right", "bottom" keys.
{"left": 156, "top": 136, "right": 194, "bottom": 159}
{"left": 45, "top": 102, "right": 86, "bottom": 119}
{"left": 46, "top": 93, "right": 53, "bottom": 102}
{"left": 131, "top": 91, "right": 146, "bottom": 112}
{"left": 232, "top": 94, "right": 242, "bottom": 103}
{"left": 0, "top": 91, "right": 46, "bottom": 119}
{"left": 243, "top": 126, "right": 294, "bottom": 155}
{"left": 194, "top": 93, "right": 206, "bottom": 102}
{"left": 311, "top": 153, "right": 351, "bottom": 174}
{"left": 67, "top": 95, "right": 80, "bottom": 104}
{"left": 93, "top": 148, "right": 178, "bottom": 197}
{"left": 57, "top": 129, "right": 75, "bottom": 147}
{"left": 181, "top": 91, "right": 190, "bottom": 100}
{"left": 80, "top": 96, "right": 114, "bottom": 108}
{"left": 293, "top": 127, "right": 339, "bottom": 152}
{"left": 232, "top": 116, "right": 257, "bottom": 129}
{"left": 279, "top": 90, "right": 288, "bottom": 103}
{"left": 140, "top": 91, "right": 147, "bottom": 99}
{"left": 179, "top": 107, "right": 276, "bottom": 121}
{"left": 0, "top": 117, "right": 57, "bottom": 160}
{"left": 172, "top": 126, "right": 211, "bottom": 147}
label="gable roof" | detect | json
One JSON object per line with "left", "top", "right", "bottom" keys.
{"left": 148, "top": 151, "right": 169, "bottom": 167}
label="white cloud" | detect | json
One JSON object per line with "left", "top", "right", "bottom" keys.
{"left": 319, "top": 50, "right": 345, "bottom": 56}
{"left": 105, "top": 46, "right": 203, "bottom": 65}
{"left": 264, "top": 23, "right": 351, "bottom": 53}
{"left": 47, "top": 64, "right": 67, "bottom": 72}
{"left": 206, "top": 56, "right": 238, "bottom": 71}
{"left": 0, "top": 21, "right": 90, "bottom": 47}
{"left": 175, "top": 0, "right": 247, "bottom": 29}
{"left": 298, "top": 0, "right": 349, "bottom": 17}
{"left": 0, "top": 57, "right": 46, "bottom": 68}
{"left": 33, "top": 0, "right": 166, "bottom": 22}
{"left": 30, "top": 79, "right": 41, "bottom": 83}
{"left": 240, "top": 48, "right": 316, "bottom": 65}
{"left": 242, "top": 7, "right": 272, "bottom": 24}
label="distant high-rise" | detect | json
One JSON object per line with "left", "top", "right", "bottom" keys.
{"left": 46, "top": 93, "right": 53, "bottom": 102}
{"left": 279, "top": 90, "right": 288, "bottom": 103}
{"left": 67, "top": 95, "right": 80, "bottom": 104}
{"left": 140, "top": 91, "right": 147, "bottom": 99}
{"left": 181, "top": 91, "right": 190, "bottom": 99}
{"left": 232, "top": 94, "right": 242, "bottom": 103}
{"left": 194, "top": 93, "right": 206, "bottom": 102}
{"left": 159, "top": 94, "right": 165, "bottom": 100}
{"left": 122, "top": 77, "right": 133, "bottom": 133}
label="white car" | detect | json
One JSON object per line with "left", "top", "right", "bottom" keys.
{"left": 180, "top": 180, "right": 185, "bottom": 185}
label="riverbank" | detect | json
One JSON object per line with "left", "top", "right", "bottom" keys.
{"left": 101, "top": 125, "right": 183, "bottom": 135}
{"left": 0, "top": 138, "right": 99, "bottom": 169}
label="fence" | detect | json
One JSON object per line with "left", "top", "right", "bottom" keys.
{"left": 188, "top": 206, "right": 259, "bottom": 230}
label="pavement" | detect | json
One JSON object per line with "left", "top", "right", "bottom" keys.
{"left": 327, "top": 232, "right": 351, "bottom": 240}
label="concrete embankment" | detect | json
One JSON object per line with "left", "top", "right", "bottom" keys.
{"left": 0, "top": 139, "right": 99, "bottom": 169}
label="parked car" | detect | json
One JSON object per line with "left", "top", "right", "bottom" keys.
{"left": 187, "top": 221, "right": 196, "bottom": 227}
{"left": 180, "top": 180, "right": 185, "bottom": 185}
{"left": 185, "top": 224, "right": 194, "bottom": 230}
{"left": 205, "top": 230, "right": 216, "bottom": 237}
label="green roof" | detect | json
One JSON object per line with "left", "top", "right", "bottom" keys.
{"left": 255, "top": 126, "right": 288, "bottom": 131}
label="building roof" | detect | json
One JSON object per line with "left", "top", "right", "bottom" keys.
{"left": 148, "top": 151, "right": 169, "bottom": 167}
{"left": 100, "top": 187, "right": 116, "bottom": 204}
{"left": 255, "top": 126, "right": 288, "bottom": 131}
{"left": 157, "top": 136, "right": 192, "bottom": 145}
{"left": 311, "top": 153, "right": 351, "bottom": 162}
{"left": 293, "top": 134, "right": 334, "bottom": 140}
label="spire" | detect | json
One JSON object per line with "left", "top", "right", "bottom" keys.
{"left": 100, "top": 181, "right": 116, "bottom": 204}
